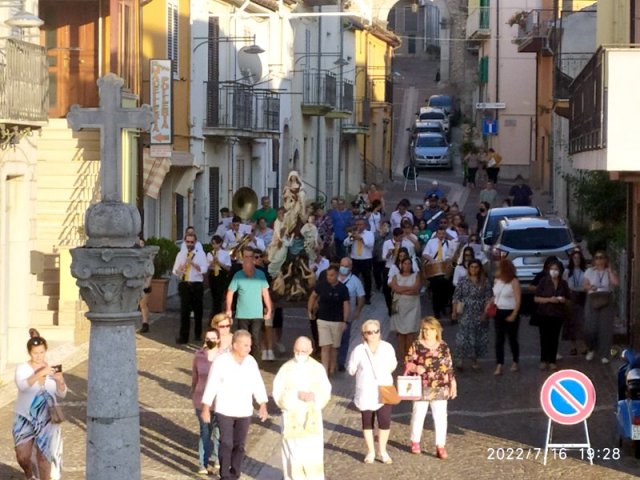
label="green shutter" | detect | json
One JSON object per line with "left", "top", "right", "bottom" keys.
{"left": 479, "top": 56, "right": 489, "bottom": 84}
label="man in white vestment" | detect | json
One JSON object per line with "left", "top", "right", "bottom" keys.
{"left": 272, "top": 337, "right": 332, "bottom": 480}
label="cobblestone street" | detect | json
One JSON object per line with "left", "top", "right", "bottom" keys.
{"left": 1, "top": 283, "right": 638, "bottom": 479}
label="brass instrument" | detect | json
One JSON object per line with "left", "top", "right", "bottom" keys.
{"left": 230, "top": 234, "right": 253, "bottom": 261}
{"left": 232, "top": 187, "right": 259, "bottom": 220}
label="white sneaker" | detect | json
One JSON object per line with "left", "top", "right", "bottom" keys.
{"left": 556, "top": 353, "right": 563, "bottom": 360}
{"left": 585, "top": 351, "right": 594, "bottom": 361}
{"left": 266, "top": 350, "right": 275, "bottom": 361}
{"left": 261, "top": 350, "right": 268, "bottom": 361}
{"left": 601, "top": 357, "right": 610, "bottom": 364}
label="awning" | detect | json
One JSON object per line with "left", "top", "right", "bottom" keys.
{"left": 143, "top": 148, "right": 171, "bottom": 199}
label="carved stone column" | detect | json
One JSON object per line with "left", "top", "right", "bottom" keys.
{"left": 70, "top": 201, "right": 157, "bottom": 480}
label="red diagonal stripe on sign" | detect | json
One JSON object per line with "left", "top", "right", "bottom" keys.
{"left": 551, "top": 379, "right": 586, "bottom": 415}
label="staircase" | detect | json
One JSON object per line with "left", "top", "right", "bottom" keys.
{"left": 31, "top": 119, "right": 100, "bottom": 342}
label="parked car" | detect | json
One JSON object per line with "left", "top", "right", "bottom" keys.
{"left": 427, "top": 94, "right": 454, "bottom": 116}
{"left": 489, "top": 216, "right": 577, "bottom": 285}
{"left": 411, "top": 132, "right": 452, "bottom": 169}
{"left": 417, "top": 107, "right": 450, "bottom": 134}
{"left": 413, "top": 120, "right": 444, "bottom": 136}
{"left": 479, "top": 206, "right": 542, "bottom": 253}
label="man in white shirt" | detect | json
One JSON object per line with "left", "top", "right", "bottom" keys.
{"left": 337, "top": 257, "right": 365, "bottom": 371}
{"left": 310, "top": 248, "right": 330, "bottom": 279}
{"left": 179, "top": 226, "right": 204, "bottom": 253}
{"left": 201, "top": 330, "right": 268, "bottom": 480}
{"left": 172, "top": 233, "right": 209, "bottom": 344}
{"left": 215, "top": 207, "right": 234, "bottom": 237}
{"left": 343, "top": 217, "right": 375, "bottom": 304}
{"left": 222, "top": 216, "right": 253, "bottom": 250}
{"left": 389, "top": 199, "right": 413, "bottom": 230}
{"left": 422, "top": 227, "right": 453, "bottom": 319}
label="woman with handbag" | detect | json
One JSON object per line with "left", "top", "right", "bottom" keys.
{"left": 452, "top": 260, "right": 493, "bottom": 370}
{"left": 491, "top": 259, "right": 522, "bottom": 376}
{"left": 13, "top": 329, "right": 67, "bottom": 480}
{"left": 563, "top": 248, "right": 588, "bottom": 356}
{"left": 404, "top": 316, "right": 457, "bottom": 458}
{"left": 582, "top": 250, "right": 619, "bottom": 363}
{"left": 389, "top": 257, "right": 422, "bottom": 362}
{"left": 347, "top": 319, "right": 397, "bottom": 465}
{"left": 534, "top": 259, "right": 571, "bottom": 371}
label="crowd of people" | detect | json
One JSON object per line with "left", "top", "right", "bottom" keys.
{"left": 11, "top": 178, "right": 620, "bottom": 480}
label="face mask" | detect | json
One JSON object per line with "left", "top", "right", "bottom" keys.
{"left": 205, "top": 340, "right": 217, "bottom": 349}
{"left": 339, "top": 266, "right": 350, "bottom": 276}
{"left": 294, "top": 354, "right": 309, "bottom": 363}
{"left": 549, "top": 270, "right": 560, "bottom": 278}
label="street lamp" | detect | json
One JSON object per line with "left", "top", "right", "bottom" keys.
{"left": 0, "top": 0, "right": 43, "bottom": 29}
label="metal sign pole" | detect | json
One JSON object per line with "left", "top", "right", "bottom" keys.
{"left": 543, "top": 418, "right": 593, "bottom": 466}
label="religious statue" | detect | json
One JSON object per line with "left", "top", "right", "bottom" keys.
{"left": 268, "top": 170, "right": 316, "bottom": 302}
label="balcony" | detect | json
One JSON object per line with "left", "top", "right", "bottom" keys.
{"left": 553, "top": 53, "right": 593, "bottom": 118}
{"left": 515, "top": 9, "right": 554, "bottom": 55}
{"left": 569, "top": 47, "right": 640, "bottom": 171}
{"left": 0, "top": 39, "right": 48, "bottom": 128}
{"left": 204, "top": 82, "right": 280, "bottom": 138}
{"left": 342, "top": 99, "right": 370, "bottom": 135}
{"left": 326, "top": 80, "right": 354, "bottom": 119}
{"left": 467, "top": 6, "right": 490, "bottom": 41}
{"left": 301, "top": 70, "right": 337, "bottom": 116}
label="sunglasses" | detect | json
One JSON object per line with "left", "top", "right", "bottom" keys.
{"left": 30, "top": 337, "right": 45, "bottom": 346}
{"left": 363, "top": 329, "right": 380, "bottom": 335}
{"left": 217, "top": 324, "right": 231, "bottom": 329}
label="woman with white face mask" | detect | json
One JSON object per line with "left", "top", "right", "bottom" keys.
{"left": 533, "top": 259, "right": 571, "bottom": 371}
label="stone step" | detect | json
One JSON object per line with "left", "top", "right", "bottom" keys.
{"left": 33, "top": 281, "right": 60, "bottom": 296}
{"left": 31, "top": 309, "right": 59, "bottom": 325}
{"left": 30, "top": 294, "right": 60, "bottom": 311}
{"left": 30, "top": 325, "right": 75, "bottom": 343}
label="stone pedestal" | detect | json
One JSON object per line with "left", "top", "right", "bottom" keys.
{"left": 71, "top": 222, "right": 157, "bottom": 480}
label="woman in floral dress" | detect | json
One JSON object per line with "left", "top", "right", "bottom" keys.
{"left": 451, "top": 259, "right": 493, "bottom": 370}
{"left": 404, "top": 317, "right": 457, "bottom": 459}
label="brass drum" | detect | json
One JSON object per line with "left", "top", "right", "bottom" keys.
{"left": 423, "top": 260, "right": 452, "bottom": 279}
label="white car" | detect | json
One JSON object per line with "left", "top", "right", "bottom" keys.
{"left": 417, "top": 106, "right": 450, "bottom": 133}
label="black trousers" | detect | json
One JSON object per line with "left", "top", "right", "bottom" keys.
{"left": 352, "top": 258, "right": 373, "bottom": 301}
{"left": 373, "top": 260, "right": 386, "bottom": 291}
{"left": 209, "top": 271, "right": 229, "bottom": 316}
{"left": 383, "top": 268, "right": 393, "bottom": 315}
{"left": 178, "top": 281, "right": 204, "bottom": 342}
{"left": 216, "top": 413, "right": 251, "bottom": 480}
{"left": 429, "top": 275, "right": 451, "bottom": 319}
{"left": 237, "top": 318, "right": 264, "bottom": 361}
{"left": 494, "top": 309, "right": 520, "bottom": 365}
{"left": 538, "top": 315, "right": 564, "bottom": 363}
{"left": 487, "top": 167, "right": 500, "bottom": 183}
{"left": 467, "top": 167, "right": 478, "bottom": 185}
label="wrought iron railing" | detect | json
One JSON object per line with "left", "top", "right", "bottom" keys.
{"left": 568, "top": 48, "right": 604, "bottom": 154}
{"left": 302, "top": 70, "right": 337, "bottom": 108}
{"left": 516, "top": 9, "right": 555, "bottom": 42}
{"left": 0, "top": 39, "right": 48, "bottom": 123}
{"left": 205, "top": 82, "right": 280, "bottom": 133}
{"left": 554, "top": 53, "right": 593, "bottom": 100}
{"left": 342, "top": 80, "right": 354, "bottom": 112}
{"left": 343, "top": 99, "right": 370, "bottom": 128}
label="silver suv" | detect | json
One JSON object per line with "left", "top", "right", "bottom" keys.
{"left": 490, "top": 217, "right": 577, "bottom": 285}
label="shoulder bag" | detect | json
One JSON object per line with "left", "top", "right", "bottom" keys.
{"left": 45, "top": 393, "right": 65, "bottom": 424}
{"left": 365, "top": 348, "right": 400, "bottom": 405}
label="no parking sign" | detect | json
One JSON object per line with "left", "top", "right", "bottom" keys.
{"left": 540, "top": 370, "right": 596, "bottom": 425}
{"left": 540, "top": 369, "right": 596, "bottom": 465}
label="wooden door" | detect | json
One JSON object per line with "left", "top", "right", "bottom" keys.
{"left": 41, "top": 1, "right": 99, "bottom": 118}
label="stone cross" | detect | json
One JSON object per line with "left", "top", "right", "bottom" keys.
{"left": 67, "top": 73, "right": 153, "bottom": 202}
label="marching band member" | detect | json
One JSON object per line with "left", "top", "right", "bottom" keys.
{"left": 422, "top": 227, "right": 456, "bottom": 320}
{"left": 207, "top": 235, "right": 232, "bottom": 315}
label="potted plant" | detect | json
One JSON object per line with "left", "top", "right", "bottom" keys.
{"left": 507, "top": 11, "right": 527, "bottom": 28}
{"left": 144, "top": 237, "right": 179, "bottom": 313}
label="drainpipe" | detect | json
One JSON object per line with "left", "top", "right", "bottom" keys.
{"left": 315, "top": 8, "right": 322, "bottom": 201}
{"left": 337, "top": 0, "right": 344, "bottom": 197}
{"left": 495, "top": 0, "right": 500, "bottom": 129}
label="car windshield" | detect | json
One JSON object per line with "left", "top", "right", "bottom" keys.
{"left": 482, "top": 211, "right": 540, "bottom": 244}
{"left": 429, "top": 97, "right": 452, "bottom": 108}
{"left": 416, "top": 136, "right": 446, "bottom": 148}
{"left": 500, "top": 228, "right": 572, "bottom": 250}
{"left": 416, "top": 125, "right": 440, "bottom": 133}
{"left": 419, "top": 112, "right": 444, "bottom": 121}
